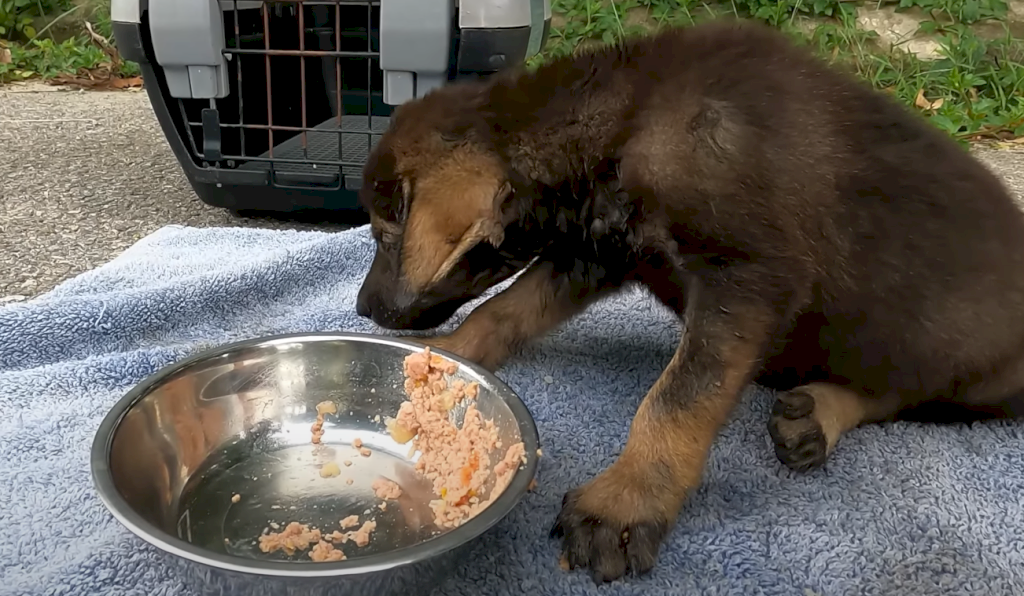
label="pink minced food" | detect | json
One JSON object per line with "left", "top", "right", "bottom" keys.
{"left": 372, "top": 478, "right": 403, "bottom": 500}
{"left": 386, "top": 347, "right": 527, "bottom": 529}
{"left": 260, "top": 517, "right": 378, "bottom": 561}
{"left": 310, "top": 540, "right": 345, "bottom": 562}
{"left": 257, "top": 522, "right": 322, "bottom": 556}
{"left": 326, "top": 518, "right": 378, "bottom": 547}
{"left": 255, "top": 347, "right": 526, "bottom": 561}
{"left": 346, "top": 520, "right": 377, "bottom": 547}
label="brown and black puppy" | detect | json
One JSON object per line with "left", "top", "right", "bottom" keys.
{"left": 355, "top": 18, "right": 1024, "bottom": 583}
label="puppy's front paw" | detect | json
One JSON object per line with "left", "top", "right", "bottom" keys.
{"left": 414, "top": 333, "right": 458, "bottom": 355}
{"left": 413, "top": 333, "right": 505, "bottom": 371}
{"left": 550, "top": 470, "right": 677, "bottom": 583}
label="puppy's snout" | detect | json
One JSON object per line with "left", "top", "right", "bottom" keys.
{"left": 355, "top": 296, "right": 372, "bottom": 318}
{"left": 356, "top": 283, "right": 404, "bottom": 327}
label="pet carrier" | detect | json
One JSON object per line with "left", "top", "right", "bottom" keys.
{"left": 110, "top": 0, "right": 551, "bottom": 216}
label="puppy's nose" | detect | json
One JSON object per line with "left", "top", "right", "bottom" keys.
{"left": 355, "top": 297, "right": 371, "bottom": 318}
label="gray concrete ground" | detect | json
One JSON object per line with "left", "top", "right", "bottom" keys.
{"left": 0, "top": 83, "right": 355, "bottom": 301}
{"left": 3, "top": 83, "right": 1024, "bottom": 301}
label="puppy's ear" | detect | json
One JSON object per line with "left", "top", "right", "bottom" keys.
{"left": 401, "top": 152, "right": 512, "bottom": 291}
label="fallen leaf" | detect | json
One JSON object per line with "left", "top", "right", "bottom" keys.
{"left": 0, "top": 48, "right": 10, "bottom": 65}
{"left": 48, "top": 68, "right": 143, "bottom": 91}
{"left": 913, "top": 89, "right": 928, "bottom": 109}
{"left": 914, "top": 89, "right": 943, "bottom": 111}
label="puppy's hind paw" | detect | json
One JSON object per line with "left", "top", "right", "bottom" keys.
{"left": 768, "top": 389, "right": 829, "bottom": 472}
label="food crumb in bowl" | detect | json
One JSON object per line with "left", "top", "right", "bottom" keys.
{"left": 309, "top": 540, "right": 345, "bottom": 562}
{"left": 258, "top": 522, "right": 322, "bottom": 556}
{"left": 348, "top": 520, "right": 377, "bottom": 547}
{"left": 495, "top": 442, "right": 527, "bottom": 477}
{"left": 352, "top": 437, "right": 363, "bottom": 448}
{"left": 316, "top": 401, "right": 338, "bottom": 415}
{"left": 386, "top": 416, "right": 416, "bottom": 444}
{"left": 358, "top": 447, "right": 372, "bottom": 457}
{"left": 270, "top": 522, "right": 281, "bottom": 530}
{"left": 371, "top": 478, "right": 402, "bottom": 500}
{"left": 343, "top": 459, "right": 352, "bottom": 467}
{"left": 231, "top": 494, "right": 241, "bottom": 503}
{"left": 311, "top": 401, "right": 336, "bottom": 444}
{"left": 319, "top": 462, "right": 341, "bottom": 478}
{"left": 346, "top": 478, "right": 354, "bottom": 485}
{"left": 255, "top": 518, "right": 381, "bottom": 561}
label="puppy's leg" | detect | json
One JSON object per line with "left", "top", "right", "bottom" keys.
{"left": 552, "top": 281, "right": 781, "bottom": 583}
{"left": 768, "top": 383, "right": 901, "bottom": 472}
{"left": 421, "top": 259, "right": 620, "bottom": 371}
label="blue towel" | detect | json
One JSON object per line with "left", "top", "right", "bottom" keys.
{"left": 1, "top": 224, "right": 1022, "bottom": 596}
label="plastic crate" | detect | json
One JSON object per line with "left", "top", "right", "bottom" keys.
{"left": 111, "top": 0, "right": 550, "bottom": 218}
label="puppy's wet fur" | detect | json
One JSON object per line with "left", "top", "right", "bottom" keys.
{"left": 355, "top": 19, "right": 1024, "bottom": 583}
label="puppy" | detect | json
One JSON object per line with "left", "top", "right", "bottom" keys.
{"left": 355, "top": 18, "right": 1024, "bottom": 583}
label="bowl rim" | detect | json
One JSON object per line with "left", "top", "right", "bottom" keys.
{"left": 90, "top": 331, "right": 541, "bottom": 578}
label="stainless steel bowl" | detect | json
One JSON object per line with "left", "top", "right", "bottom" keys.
{"left": 90, "top": 332, "right": 540, "bottom": 596}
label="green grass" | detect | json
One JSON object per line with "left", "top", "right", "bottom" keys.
{"left": 531, "top": 0, "right": 1024, "bottom": 142}
{"left": 0, "top": 0, "right": 138, "bottom": 84}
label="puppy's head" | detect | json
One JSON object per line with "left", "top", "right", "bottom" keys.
{"left": 355, "top": 82, "right": 524, "bottom": 331}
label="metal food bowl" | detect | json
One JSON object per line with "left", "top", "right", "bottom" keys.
{"left": 90, "top": 333, "right": 540, "bottom": 596}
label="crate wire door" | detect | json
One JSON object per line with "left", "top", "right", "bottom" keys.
{"left": 176, "top": 0, "right": 391, "bottom": 191}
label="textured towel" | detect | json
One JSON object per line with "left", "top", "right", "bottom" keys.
{"left": 1, "top": 224, "right": 1022, "bottom": 596}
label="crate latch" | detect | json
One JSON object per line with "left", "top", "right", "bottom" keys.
{"left": 201, "top": 108, "right": 223, "bottom": 162}
{"left": 148, "top": 0, "right": 231, "bottom": 99}
{"left": 380, "top": 0, "right": 454, "bottom": 104}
